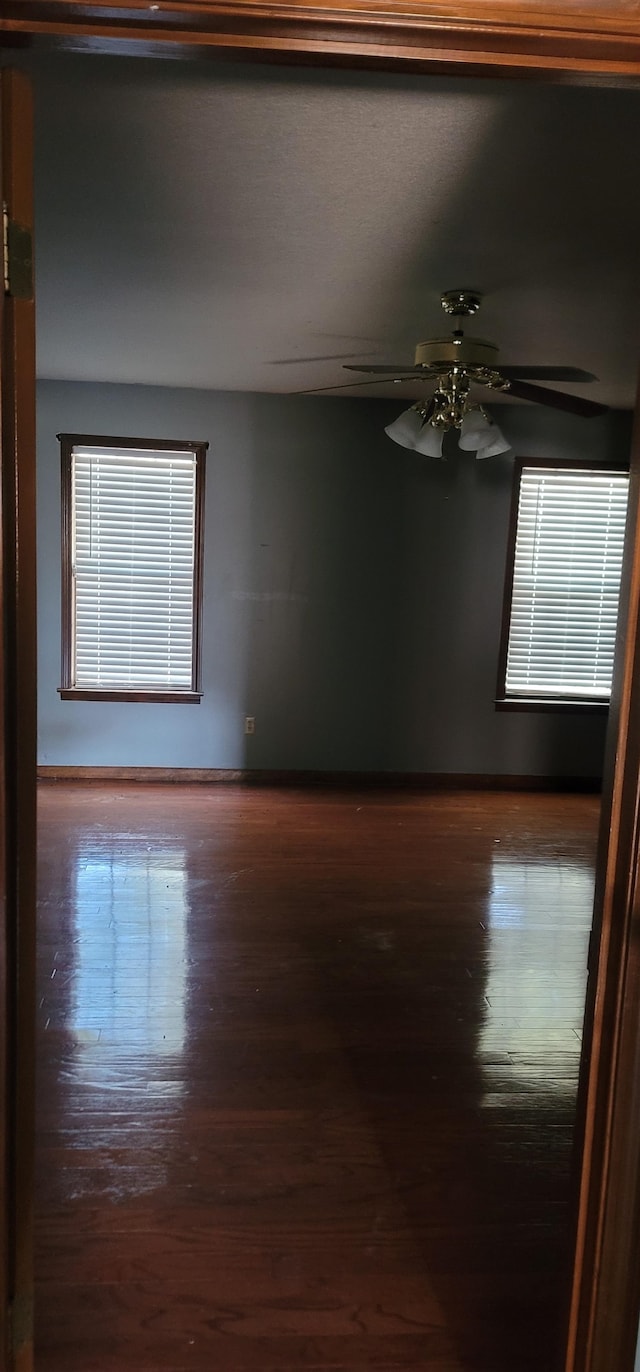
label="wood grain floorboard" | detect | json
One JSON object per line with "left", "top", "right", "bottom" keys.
{"left": 35, "top": 784, "right": 598, "bottom": 1371}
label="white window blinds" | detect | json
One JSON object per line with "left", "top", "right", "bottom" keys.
{"left": 504, "top": 466, "right": 629, "bottom": 701}
{"left": 71, "top": 444, "right": 198, "bottom": 690}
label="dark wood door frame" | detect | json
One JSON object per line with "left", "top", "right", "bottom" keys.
{"left": 565, "top": 403, "right": 640, "bottom": 1372}
{"left": 4, "top": 0, "right": 640, "bottom": 81}
{"left": 0, "top": 66, "right": 37, "bottom": 1372}
{"left": 3, "top": 6, "right": 640, "bottom": 1372}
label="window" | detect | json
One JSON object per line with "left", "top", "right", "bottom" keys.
{"left": 497, "top": 461, "right": 629, "bottom": 709}
{"left": 59, "top": 434, "right": 207, "bottom": 702}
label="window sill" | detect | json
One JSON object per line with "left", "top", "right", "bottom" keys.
{"left": 58, "top": 688, "right": 202, "bottom": 704}
{"left": 495, "top": 697, "right": 609, "bottom": 714}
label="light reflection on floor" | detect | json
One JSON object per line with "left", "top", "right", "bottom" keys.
{"left": 72, "top": 845, "right": 188, "bottom": 1054}
{"left": 67, "top": 844, "right": 188, "bottom": 1119}
{"left": 41, "top": 843, "right": 193, "bottom": 1198}
{"left": 480, "top": 857, "right": 593, "bottom": 1094}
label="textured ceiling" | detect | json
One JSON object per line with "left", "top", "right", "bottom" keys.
{"left": 25, "top": 52, "right": 640, "bottom": 407}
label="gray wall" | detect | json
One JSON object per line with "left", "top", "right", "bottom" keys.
{"left": 36, "top": 380, "right": 631, "bottom": 774}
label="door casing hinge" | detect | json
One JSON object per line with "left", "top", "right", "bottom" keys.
{"left": 3, "top": 201, "right": 33, "bottom": 299}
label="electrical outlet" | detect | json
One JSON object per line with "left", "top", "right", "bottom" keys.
{"left": 244, "top": 716, "right": 255, "bottom": 735}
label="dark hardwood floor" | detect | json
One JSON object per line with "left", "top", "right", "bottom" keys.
{"left": 35, "top": 783, "right": 598, "bottom": 1371}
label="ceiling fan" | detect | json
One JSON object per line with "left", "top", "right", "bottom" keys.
{"left": 303, "top": 289, "right": 606, "bottom": 416}
{"left": 299, "top": 290, "right": 607, "bottom": 457}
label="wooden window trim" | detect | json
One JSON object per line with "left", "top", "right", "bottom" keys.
{"left": 59, "top": 433, "right": 207, "bottom": 702}
{"left": 495, "top": 697, "right": 610, "bottom": 714}
{"left": 58, "top": 689, "right": 203, "bottom": 703}
{"left": 495, "top": 457, "right": 630, "bottom": 712}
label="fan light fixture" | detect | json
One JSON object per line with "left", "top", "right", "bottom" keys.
{"left": 385, "top": 385, "right": 511, "bottom": 460}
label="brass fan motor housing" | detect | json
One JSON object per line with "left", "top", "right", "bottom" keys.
{"left": 414, "top": 335, "right": 500, "bottom": 369}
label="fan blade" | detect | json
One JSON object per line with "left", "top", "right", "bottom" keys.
{"left": 343, "top": 364, "right": 431, "bottom": 375}
{"left": 269, "top": 352, "right": 377, "bottom": 366}
{"left": 497, "top": 366, "right": 597, "bottom": 382}
{"left": 294, "top": 376, "right": 421, "bottom": 396}
{"left": 503, "top": 378, "right": 608, "bottom": 417}
{"left": 344, "top": 364, "right": 597, "bottom": 381}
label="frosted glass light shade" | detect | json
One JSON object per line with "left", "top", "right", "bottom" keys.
{"left": 414, "top": 422, "right": 444, "bottom": 459}
{"left": 475, "top": 427, "right": 512, "bottom": 458}
{"left": 384, "top": 407, "right": 424, "bottom": 450}
{"left": 459, "top": 407, "right": 493, "bottom": 451}
{"left": 460, "top": 407, "right": 511, "bottom": 458}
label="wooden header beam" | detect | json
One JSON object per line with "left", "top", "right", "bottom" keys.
{"left": 3, "top": 0, "right": 640, "bottom": 79}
